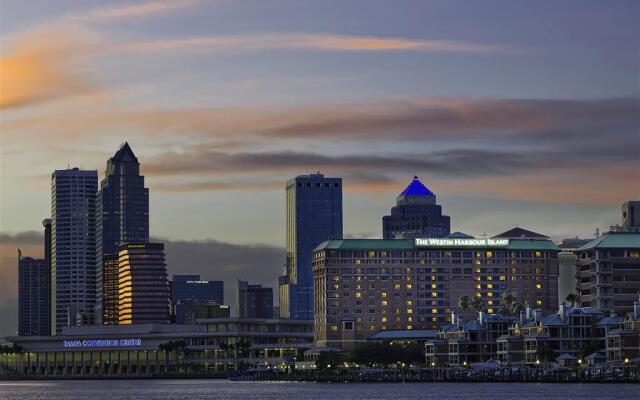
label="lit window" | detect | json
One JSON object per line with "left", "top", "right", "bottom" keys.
{"left": 487, "top": 276, "right": 492, "bottom": 281}
{"left": 486, "top": 251, "right": 493, "bottom": 258}
{"left": 330, "top": 325, "right": 338, "bottom": 331}
{"left": 355, "top": 292, "right": 362, "bottom": 298}
{"left": 381, "top": 300, "right": 388, "bottom": 306}
{"left": 355, "top": 260, "right": 361, "bottom": 265}
{"left": 536, "top": 284, "right": 542, "bottom": 289}
{"left": 535, "top": 251, "right": 542, "bottom": 258}
{"left": 432, "top": 309, "right": 438, "bottom": 314}
{"left": 487, "top": 284, "right": 493, "bottom": 289}
{"left": 408, "top": 317, "right": 412, "bottom": 322}
{"left": 476, "top": 284, "right": 481, "bottom": 289}
{"left": 487, "top": 308, "right": 493, "bottom": 314}
{"left": 382, "top": 317, "right": 387, "bottom": 322}
{"left": 487, "top": 292, "right": 493, "bottom": 297}
{"left": 487, "top": 300, "right": 493, "bottom": 305}
{"left": 406, "top": 284, "right": 413, "bottom": 289}
{"left": 536, "top": 300, "right": 543, "bottom": 305}
{"left": 407, "top": 325, "right": 413, "bottom": 330}
{"left": 381, "top": 292, "right": 387, "bottom": 298}
{"left": 406, "top": 300, "right": 412, "bottom": 306}
{"left": 407, "top": 309, "right": 413, "bottom": 314}
{"left": 431, "top": 284, "right": 437, "bottom": 289}
{"left": 499, "top": 276, "right": 506, "bottom": 281}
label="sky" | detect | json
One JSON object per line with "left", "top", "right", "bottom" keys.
{"left": 0, "top": 0, "right": 639, "bottom": 336}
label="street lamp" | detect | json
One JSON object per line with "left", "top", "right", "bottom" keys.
{"left": 624, "top": 358, "right": 630, "bottom": 364}
{"left": 536, "top": 360, "right": 540, "bottom": 365}
{"left": 431, "top": 362, "right": 435, "bottom": 367}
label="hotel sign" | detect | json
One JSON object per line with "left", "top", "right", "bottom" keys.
{"left": 63, "top": 338, "right": 142, "bottom": 348}
{"left": 415, "top": 238, "right": 509, "bottom": 248}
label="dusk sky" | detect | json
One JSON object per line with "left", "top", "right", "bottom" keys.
{"left": 0, "top": 1, "right": 639, "bottom": 335}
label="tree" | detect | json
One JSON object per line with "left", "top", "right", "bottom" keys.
{"left": 499, "top": 291, "right": 524, "bottom": 316}
{"left": 458, "top": 295, "right": 471, "bottom": 311}
{"left": 470, "top": 296, "right": 485, "bottom": 313}
{"left": 565, "top": 293, "right": 580, "bottom": 307}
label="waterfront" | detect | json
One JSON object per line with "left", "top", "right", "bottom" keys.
{"left": 0, "top": 380, "right": 638, "bottom": 400}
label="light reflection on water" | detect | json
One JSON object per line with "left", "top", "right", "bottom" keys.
{"left": 0, "top": 380, "right": 637, "bottom": 400}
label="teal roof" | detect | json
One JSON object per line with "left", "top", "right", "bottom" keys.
{"left": 576, "top": 232, "right": 640, "bottom": 251}
{"left": 368, "top": 329, "right": 436, "bottom": 341}
{"left": 314, "top": 238, "right": 559, "bottom": 252}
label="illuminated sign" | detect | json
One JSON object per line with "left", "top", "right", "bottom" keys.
{"left": 415, "top": 238, "right": 509, "bottom": 247}
{"left": 186, "top": 281, "right": 209, "bottom": 284}
{"left": 63, "top": 338, "right": 142, "bottom": 348}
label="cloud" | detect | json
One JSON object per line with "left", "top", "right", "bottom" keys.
{"left": 112, "top": 33, "right": 509, "bottom": 54}
{"left": 0, "top": 25, "right": 102, "bottom": 109}
{"left": 67, "top": 0, "right": 201, "bottom": 22}
{"left": 0, "top": 231, "right": 284, "bottom": 337}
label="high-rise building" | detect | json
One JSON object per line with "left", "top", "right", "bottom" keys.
{"left": 621, "top": 201, "right": 640, "bottom": 232}
{"left": 557, "top": 237, "right": 591, "bottom": 307}
{"left": 313, "top": 230, "right": 560, "bottom": 349}
{"left": 383, "top": 176, "right": 450, "bottom": 239}
{"left": 576, "top": 231, "right": 640, "bottom": 313}
{"left": 118, "top": 243, "right": 169, "bottom": 324}
{"left": 51, "top": 168, "right": 98, "bottom": 334}
{"left": 170, "top": 275, "right": 224, "bottom": 324}
{"left": 96, "top": 143, "right": 149, "bottom": 324}
{"left": 279, "top": 173, "right": 342, "bottom": 320}
{"left": 18, "top": 250, "right": 49, "bottom": 336}
{"left": 237, "top": 280, "right": 273, "bottom": 318}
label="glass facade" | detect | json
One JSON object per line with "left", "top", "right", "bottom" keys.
{"left": 383, "top": 176, "right": 450, "bottom": 239}
{"left": 96, "top": 143, "right": 149, "bottom": 325}
{"left": 280, "top": 173, "right": 342, "bottom": 320}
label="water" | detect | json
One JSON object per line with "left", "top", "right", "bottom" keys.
{"left": 0, "top": 380, "right": 637, "bottom": 400}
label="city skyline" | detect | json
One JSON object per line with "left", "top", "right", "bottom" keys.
{"left": 1, "top": 0, "right": 639, "bottom": 339}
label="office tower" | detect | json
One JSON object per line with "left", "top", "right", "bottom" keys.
{"left": 51, "top": 168, "right": 98, "bottom": 334}
{"left": 383, "top": 176, "right": 450, "bottom": 239}
{"left": 237, "top": 280, "right": 274, "bottom": 318}
{"left": 622, "top": 201, "right": 640, "bottom": 232}
{"left": 576, "top": 231, "right": 640, "bottom": 313}
{"left": 279, "top": 173, "right": 342, "bottom": 320}
{"left": 96, "top": 142, "right": 149, "bottom": 324}
{"left": 18, "top": 250, "right": 49, "bottom": 336}
{"left": 170, "top": 275, "right": 224, "bottom": 324}
{"left": 313, "top": 230, "right": 560, "bottom": 349}
{"left": 118, "top": 243, "right": 169, "bottom": 324}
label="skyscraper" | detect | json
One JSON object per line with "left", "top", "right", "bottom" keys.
{"left": 279, "top": 173, "right": 342, "bottom": 320}
{"left": 18, "top": 251, "right": 49, "bottom": 336}
{"left": 382, "top": 176, "right": 450, "bottom": 239}
{"left": 51, "top": 168, "right": 98, "bottom": 334}
{"left": 237, "top": 280, "right": 273, "bottom": 318}
{"left": 118, "top": 243, "right": 169, "bottom": 324}
{"left": 96, "top": 142, "right": 149, "bottom": 324}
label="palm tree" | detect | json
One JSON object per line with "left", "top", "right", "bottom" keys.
{"left": 458, "top": 295, "right": 471, "bottom": 311}
{"left": 565, "top": 293, "right": 580, "bottom": 307}
{"left": 499, "top": 291, "right": 523, "bottom": 316}
{"left": 470, "top": 296, "right": 485, "bottom": 313}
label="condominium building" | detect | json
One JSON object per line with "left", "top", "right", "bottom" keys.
{"left": 575, "top": 231, "right": 640, "bottom": 313}
{"left": 279, "top": 173, "right": 342, "bottom": 320}
{"left": 118, "top": 243, "right": 170, "bottom": 324}
{"left": 313, "top": 229, "right": 560, "bottom": 349}
{"left": 51, "top": 168, "right": 98, "bottom": 333}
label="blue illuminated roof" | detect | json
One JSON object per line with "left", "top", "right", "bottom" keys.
{"left": 399, "top": 176, "right": 434, "bottom": 196}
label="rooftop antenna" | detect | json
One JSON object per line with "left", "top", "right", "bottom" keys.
{"left": 480, "top": 232, "right": 487, "bottom": 239}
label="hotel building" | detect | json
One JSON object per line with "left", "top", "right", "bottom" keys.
{"left": 313, "top": 228, "right": 560, "bottom": 349}
{"left": 118, "top": 243, "right": 170, "bottom": 325}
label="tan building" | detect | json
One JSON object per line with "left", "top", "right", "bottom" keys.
{"left": 313, "top": 229, "right": 560, "bottom": 349}
{"left": 118, "top": 243, "right": 170, "bottom": 324}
